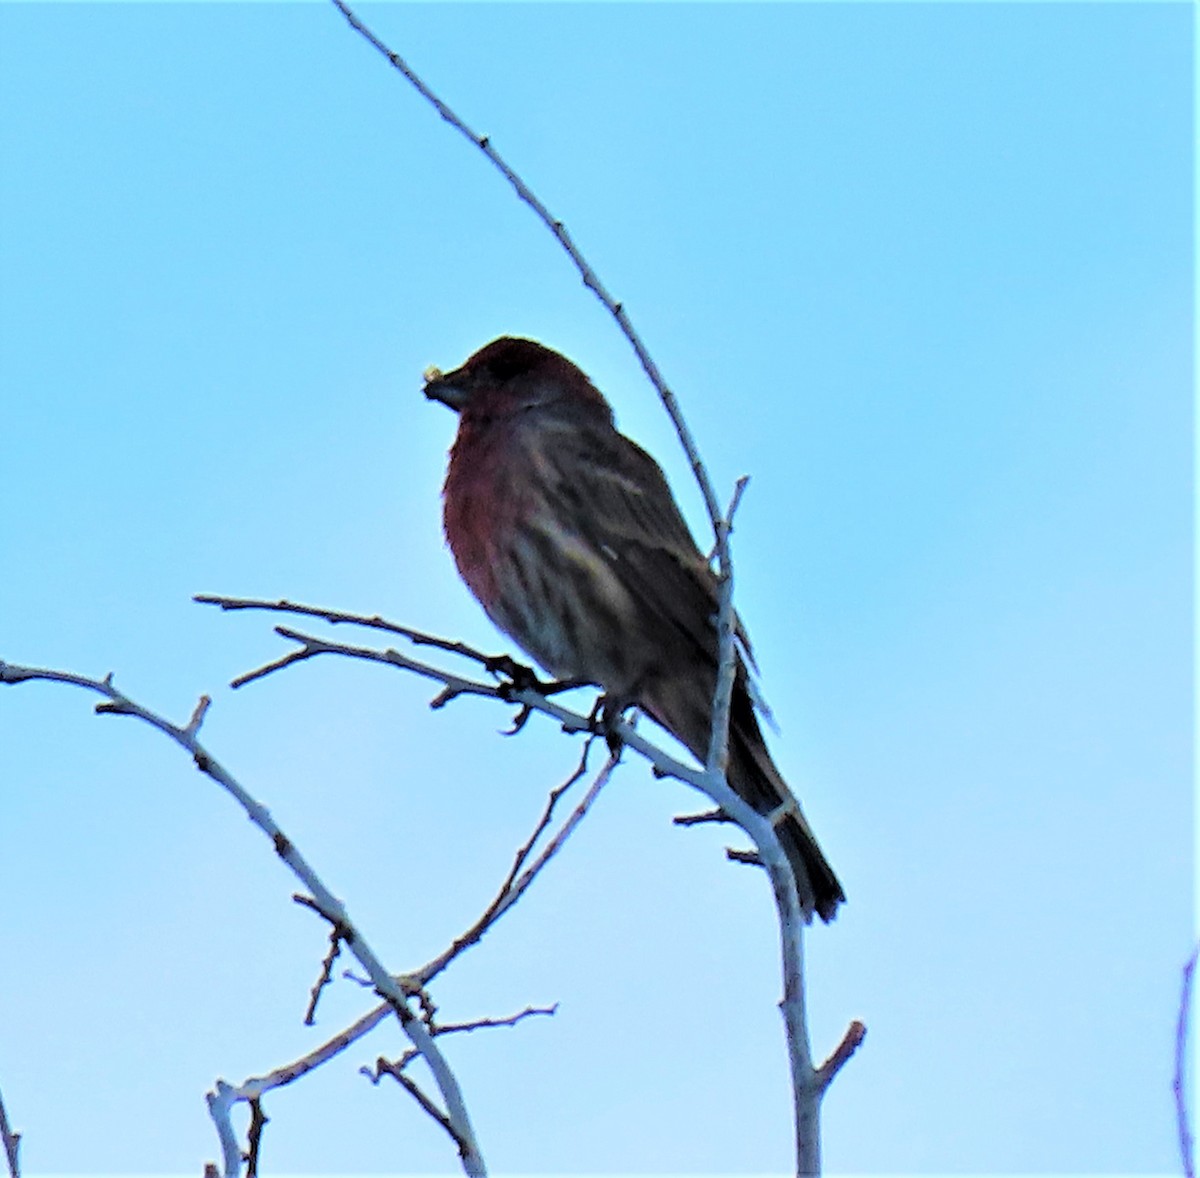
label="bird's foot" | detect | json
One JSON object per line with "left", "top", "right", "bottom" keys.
{"left": 588, "top": 694, "right": 633, "bottom": 757}
{"left": 484, "top": 654, "right": 586, "bottom": 701}
{"left": 484, "top": 655, "right": 592, "bottom": 737}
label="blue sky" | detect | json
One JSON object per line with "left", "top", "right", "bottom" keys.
{"left": 0, "top": 2, "right": 1192, "bottom": 1175}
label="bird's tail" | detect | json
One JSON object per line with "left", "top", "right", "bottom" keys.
{"left": 645, "top": 675, "right": 845, "bottom": 923}
{"left": 726, "top": 701, "right": 845, "bottom": 923}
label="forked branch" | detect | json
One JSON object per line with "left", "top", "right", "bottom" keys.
{"left": 0, "top": 660, "right": 487, "bottom": 1178}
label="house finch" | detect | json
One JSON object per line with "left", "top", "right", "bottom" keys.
{"left": 424, "top": 337, "right": 844, "bottom": 922}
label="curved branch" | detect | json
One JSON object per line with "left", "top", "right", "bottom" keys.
{"left": 0, "top": 660, "right": 488, "bottom": 1178}
{"left": 327, "top": 0, "right": 725, "bottom": 540}
{"left": 194, "top": 595, "right": 498, "bottom": 665}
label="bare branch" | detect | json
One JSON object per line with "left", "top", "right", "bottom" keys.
{"left": 815, "top": 1020, "right": 868, "bottom": 1092}
{"left": 0, "top": 1084, "right": 20, "bottom": 1178}
{"left": 726, "top": 848, "right": 763, "bottom": 866}
{"left": 385, "top": 1005, "right": 560, "bottom": 1074}
{"left": 705, "top": 475, "right": 751, "bottom": 778}
{"left": 303, "top": 922, "right": 346, "bottom": 1026}
{"left": 229, "top": 643, "right": 319, "bottom": 690}
{"left": 205, "top": 1081, "right": 241, "bottom": 1178}
{"left": 432, "top": 1004, "right": 558, "bottom": 1039}
{"left": 230, "top": 1003, "right": 394, "bottom": 1103}
{"left": 195, "top": 594, "right": 498, "bottom": 665}
{"left": 1177, "top": 944, "right": 1199, "bottom": 1178}
{"left": 245, "top": 1098, "right": 268, "bottom": 1178}
{"left": 705, "top": 475, "right": 750, "bottom": 565}
{"left": 0, "top": 660, "right": 488, "bottom": 1177}
{"left": 220, "top": 747, "right": 604, "bottom": 1115}
{"left": 232, "top": 626, "right": 511, "bottom": 713}
{"left": 185, "top": 695, "right": 211, "bottom": 738}
{"left": 197, "top": 595, "right": 864, "bottom": 1168}
{"left": 672, "top": 807, "right": 733, "bottom": 827}
{"left": 413, "top": 747, "right": 618, "bottom": 988}
{"left": 308, "top": 25, "right": 846, "bottom": 1156}
{"left": 370, "top": 1059, "right": 470, "bottom": 1156}
{"left": 325, "top": 0, "right": 728, "bottom": 543}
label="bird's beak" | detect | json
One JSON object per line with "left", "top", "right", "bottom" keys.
{"left": 423, "top": 365, "right": 470, "bottom": 413}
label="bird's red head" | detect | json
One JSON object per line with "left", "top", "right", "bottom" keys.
{"left": 423, "top": 337, "right": 613, "bottom": 424}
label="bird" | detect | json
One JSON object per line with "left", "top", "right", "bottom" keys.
{"left": 423, "top": 336, "right": 844, "bottom": 922}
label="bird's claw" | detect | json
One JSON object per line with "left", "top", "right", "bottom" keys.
{"left": 588, "top": 694, "right": 630, "bottom": 757}
{"left": 484, "top": 654, "right": 541, "bottom": 699}
{"left": 484, "top": 654, "right": 587, "bottom": 702}
{"left": 501, "top": 704, "right": 534, "bottom": 736}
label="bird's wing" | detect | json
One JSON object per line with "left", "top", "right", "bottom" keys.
{"left": 540, "top": 424, "right": 739, "bottom": 668}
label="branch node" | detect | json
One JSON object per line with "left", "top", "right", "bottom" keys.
{"left": 815, "top": 1020, "right": 868, "bottom": 1091}
{"left": 186, "top": 694, "right": 212, "bottom": 736}
{"left": 673, "top": 807, "right": 732, "bottom": 827}
{"left": 726, "top": 847, "right": 763, "bottom": 867}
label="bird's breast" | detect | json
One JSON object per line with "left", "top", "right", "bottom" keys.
{"left": 442, "top": 419, "right": 641, "bottom": 690}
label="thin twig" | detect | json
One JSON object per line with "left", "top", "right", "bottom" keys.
{"left": 433, "top": 1005, "right": 558, "bottom": 1039}
{"left": 230, "top": 1003, "right": 394, "bottom": 1102}
{"left": 195, "top": 595, "right": 498, "bottom": 665}
{"left": 304, "top": 923, "right": 346, "bottom": 1026}
{"left": 385, "top": 1004, "right": 560, "bottom": 1073}
{"left": 370, "top": 1060, "right": 470, "bottom": 1156}
{"left": 222, "top": 748, "right": 606, "bottom": 1112}
{"left": 672, "top": 807, "right": 733, "bottom": 827}
{"left": 726, "top": 848, "right": 763, "bottom": 866}
{"left": 1177, "top": 944, "right": 1199, "bottom": 1178}
{"left": 245, "top": 1098, "right": 268, "bottom": 1178}
{"left": 413, "top": 748, "right": 618, "bottom": 988}
{"left": 230, "top": 626, "right": 517, "bottom": 716}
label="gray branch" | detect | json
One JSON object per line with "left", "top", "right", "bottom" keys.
{"left": 0, "top": 660, "right": 487, "bottom": 1178}
{"left": 195, "top": 610, "right": 863, "bottom": 1174}
{"left": 1176, "top": 945, "right": 1199, "bottom": 1178}
{"left": 0, "top": 1084, "right": 20, "bottom": 1178}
